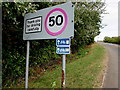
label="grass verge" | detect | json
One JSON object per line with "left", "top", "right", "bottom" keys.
{"left": 10, "top": 43, "right": 106, "bottom": 88}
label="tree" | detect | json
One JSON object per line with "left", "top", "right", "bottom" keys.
{"left": 72, "top": 1, "right": 105, "bottom": 52}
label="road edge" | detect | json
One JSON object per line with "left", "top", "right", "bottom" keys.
{"left": 100, "top": 44, "right": 109, "bottom": 88}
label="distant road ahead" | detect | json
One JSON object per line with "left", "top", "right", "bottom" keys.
{"left": 99, "top": 42, "right": 119, "bottom": 89}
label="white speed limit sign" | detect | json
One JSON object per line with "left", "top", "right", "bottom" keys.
{"left": 45, "top": 8, "right": 67, "bottom": 36}
{"left": 23, "top": 2, "right": 74, "bottom": 40}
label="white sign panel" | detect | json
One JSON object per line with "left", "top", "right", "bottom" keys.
{"left": 23, "top": 2, "right": 74, "bottom": 40}
{"left": 25, "top": 16, "right": 42, "bottom": 34}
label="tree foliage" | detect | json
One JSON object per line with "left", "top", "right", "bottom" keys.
{"left": 72, "top": 1, "right": 104, "bottom": 52}
{"left": 2, "top": 2, "right": 105, "bottom": 86}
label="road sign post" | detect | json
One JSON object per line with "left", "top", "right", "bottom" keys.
{"left": 56, "top": 38, "right": 70, "bottom": 88}
{"left": 25, "top": 41, "right": 30, "bottom": 88}
{"left": 62, "top": 54, "right": 66, "bottom": 88}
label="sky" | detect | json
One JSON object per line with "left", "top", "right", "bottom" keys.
{"left": 95, "top": 0, "right": 119, "bottom": 41}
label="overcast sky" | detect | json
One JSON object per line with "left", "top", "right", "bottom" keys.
{"left": 95, "top": 0, "right": 119, "bottom": 41}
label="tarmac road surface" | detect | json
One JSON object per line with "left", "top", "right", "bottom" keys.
{"left": 99, "top": 42, "right": 119, "bottom": 89}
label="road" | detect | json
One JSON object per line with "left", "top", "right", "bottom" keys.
{"left": 99, "top": 42, "right": 119, "bottom": 89}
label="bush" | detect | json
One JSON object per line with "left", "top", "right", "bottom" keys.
{"left": 103, "top": 36, "right": 120, "bottom": 44}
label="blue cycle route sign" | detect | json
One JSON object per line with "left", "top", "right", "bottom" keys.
{"left": 56, "top": 38, "right": 70, "bottom": 45}
{"left": 56, "top": 38, "right": 70, "bottom": 54}
{"left": 56, "top": 47, "right": 70, "bottom": 54}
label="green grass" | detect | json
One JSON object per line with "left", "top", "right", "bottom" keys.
{"left": 11, "top": 43, "right": 106, "bottom": 88}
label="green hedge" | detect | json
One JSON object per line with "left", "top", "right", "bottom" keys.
{"left": 103, "top": 36, "right": 120, "bottom": 44}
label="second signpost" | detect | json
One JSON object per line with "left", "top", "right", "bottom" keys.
{"left": 56, "top": 38, "right": 71, "bottom": 87}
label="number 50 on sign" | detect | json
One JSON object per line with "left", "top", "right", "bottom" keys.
{"left": 45, "top": 8, "right": 67, "bottom": 36}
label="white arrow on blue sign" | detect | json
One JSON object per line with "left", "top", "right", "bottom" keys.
{"left": 56, "top": 38, "right": 70, "bottom": 45}
{"left": 56, "top": 47, "right": 70, "bottom": 54}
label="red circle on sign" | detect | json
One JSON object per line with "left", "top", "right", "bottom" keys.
{"left": 44, "top": 8, "right": 68, "bottom": 36}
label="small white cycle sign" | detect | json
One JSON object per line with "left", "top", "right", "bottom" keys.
{"left": 45, "top": 8, "right": 68, "bottom": 36}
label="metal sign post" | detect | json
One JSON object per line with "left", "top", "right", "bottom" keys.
{"left": 25, "top": 41, "right": 30, "bottom": 88}
{"left": 62, "top": 54, "right": 66, "bottom": 88}
{"left": 56, "top": 38, "right": 70, "bottom": 88}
